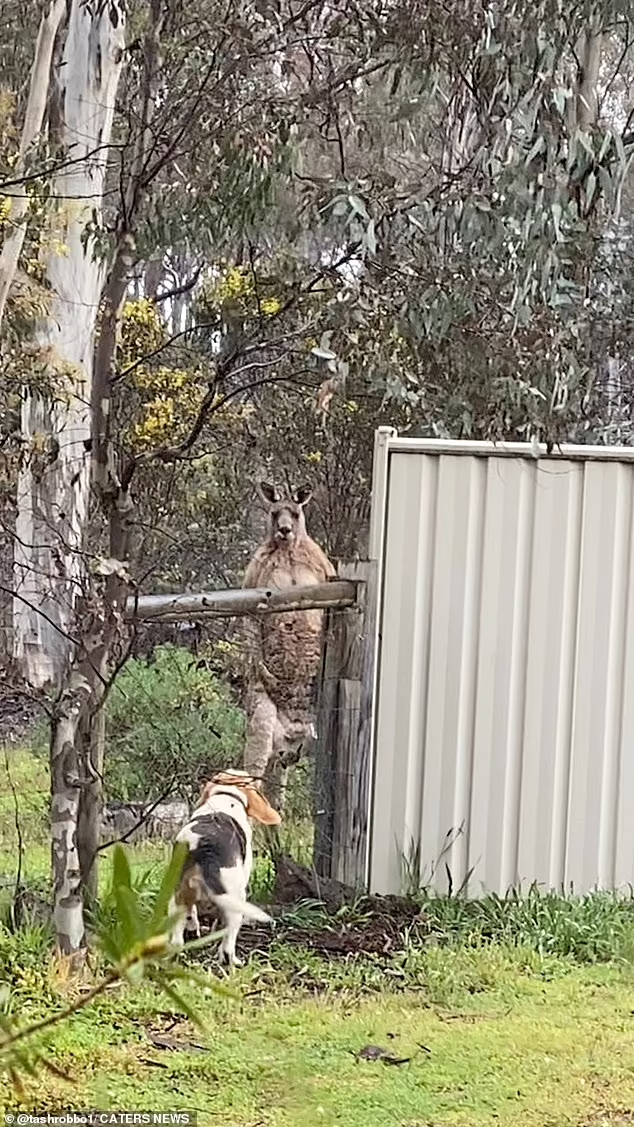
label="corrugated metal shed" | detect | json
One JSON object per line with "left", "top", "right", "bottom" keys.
{"left": 368, "top": 433, "right": 634, "bottom": 896}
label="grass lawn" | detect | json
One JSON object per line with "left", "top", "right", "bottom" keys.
{"left": 2, "top": 747, "right": 634, "bottom": 1126}
{"left": 2, "top": 945, "right": 634, "bottom": 1126}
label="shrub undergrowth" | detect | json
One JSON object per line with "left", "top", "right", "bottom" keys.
{"left": 104, "top": 644, "right": 245, "bottom": 802}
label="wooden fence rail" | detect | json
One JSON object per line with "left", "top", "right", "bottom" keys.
{"left": 126, "top": 580, "right": 358, "bottom": 622}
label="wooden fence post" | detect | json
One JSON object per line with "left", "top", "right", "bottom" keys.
{"left": 313, "top": 560, "right": 378, "bottom": 887}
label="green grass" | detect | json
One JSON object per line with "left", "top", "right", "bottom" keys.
{"left": 2, "top": 943, "right": 634, "bottom": 1125}
{"left": 414, "top": 885, "right": 634, "bottom": 963}
{"left": 0, "top": 746, "right": 50, "bottom": 915}
{"left": 3, "top": 746, "right": 634, "bottom": 1125}
{"left": 0, "top": 746, "right": 311, "bottom": 918}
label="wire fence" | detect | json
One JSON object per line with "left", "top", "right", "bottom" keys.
{"left": 0, "top": 601, "right": 357, "bottom": 912}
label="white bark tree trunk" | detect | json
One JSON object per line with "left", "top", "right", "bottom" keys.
{"left": 0, "top": 0, "right": 67, "bottom": 332}
{"left": 14, "top": 0, "right": 126, "bottom": 691}
{"left": 78, "top": 0, "right": 166, "bottom": 902}
{"left": 12, "top": 0, "right": 126, "bottom": 957}
{"left": 575, "top": 22, "right": 603, "bottom": 130}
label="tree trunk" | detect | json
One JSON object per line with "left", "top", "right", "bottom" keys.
{"left": 50, "top": 702, "right": 85, "bottom": 956}
{"left": 75, "top": 492, "right": 135, "bottom": 897}
{"left": 0, "top": 0, "right": 66, "bottom": 332}
{"left": 49, "top": 601, "right": 113, "bottom": 955}
{"left": 14, "top": 0, "right": 126, "bottom": 691}
{"left": 77, "top": 231, "right": 136, "bottom": 898}
{"left": 74, "top": 0, "right": 165, "bottom": 906}
{"left": 144, "top": 258, "right": 164, "bottom": 300}
{"left": 575, "top": 23, "right": 603, "bottom": 130}
{"left": 12, "top": 0, "right": 126, "bottom": 957}
{"left": 77, "top": 704, "right": 106, "bottom": 902}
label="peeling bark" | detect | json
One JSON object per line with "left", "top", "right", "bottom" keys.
{"left": 50, "top": 706, "right": 85, "bottom": 954}
{"left": 76, "top": 704, "right": 105, "bottom": 901}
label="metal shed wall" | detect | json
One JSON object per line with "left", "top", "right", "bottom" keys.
{"left": 368, "top": 434, "right": 634, "bottom": 896}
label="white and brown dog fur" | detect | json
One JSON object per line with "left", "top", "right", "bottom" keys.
{"left": 169, "top": 770, "right": 281, "bottom": 967}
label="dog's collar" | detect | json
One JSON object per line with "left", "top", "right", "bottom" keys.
{"left": 209, "top": 785, "right": 249, "bottom": 808}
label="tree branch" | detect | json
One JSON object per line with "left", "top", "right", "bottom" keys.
{"left": 153, "top": 268, "right": 203, "bottom": 304}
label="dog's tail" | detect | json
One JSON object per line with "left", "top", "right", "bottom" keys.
{"left": 209, "top": 892, "right": 272, "bottom": 924}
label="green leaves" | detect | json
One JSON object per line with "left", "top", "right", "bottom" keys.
{"left": 151, "top": 841, "right": 190, "bottom": 934}
{"left": 0, "top": 992, "right": 72, "bottom": 1097}
{"left": 0, "top": 841, "right": 233, "bottom": 1092}
{"left": 104, "top": 646, "right": 245, "bottom": 805}
{"left": 100, "top": 841, "right": 190, "bottom": 968}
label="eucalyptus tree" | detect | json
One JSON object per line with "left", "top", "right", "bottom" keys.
{"left": 2, "top": 0, "right": 398, "bottom": 956}
{"left": 2, "top": 0, "right": 634, "bottom": 958}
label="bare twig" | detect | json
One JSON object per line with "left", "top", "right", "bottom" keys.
{"left": 2, "top": 744, "right": 25, "bottom": 932}
{"left": 94, "top": 778, "right": 180, "bottom": 856}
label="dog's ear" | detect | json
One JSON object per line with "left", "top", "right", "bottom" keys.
{"left": 196, "top": 780, "right": 216, "bottom": 807}
{"left": 244, "top": 786, "right": 282, "bottom": 826}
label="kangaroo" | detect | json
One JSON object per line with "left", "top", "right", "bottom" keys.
{"left": 241, "top": 481, "right": 335, "bottom": 809}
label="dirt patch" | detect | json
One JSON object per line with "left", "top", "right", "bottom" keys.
{"left": 195, "top": 895, "right": 427, "bottom": 960}
{"left": 0, "top": 678, "right": 45, "bottom": 743}
{"left": 191, "top": 854, "right": 428, "bottom": 962}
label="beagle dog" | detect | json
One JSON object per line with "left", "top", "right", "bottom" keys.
{"left": 169, "top": 769, "right": 281, "bottom": 967}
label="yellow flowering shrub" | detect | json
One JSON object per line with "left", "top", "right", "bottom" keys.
{"left": 260, "top": 296, "right": 282, "bottom": 316}
{"left": 200, "top": 266, "right": 282, "bottom": 319}
{"left": 120, "top": 286, "right": 281, "bottom": 454}
{"left": 214, "top": 265, "right": 254, "bottom": 303}
{"left": 0, "top": 195, "right": 10, "bottom": 233}
{"left": 130, "top": 369, "right": 206, "bottom": 450}
{"left": 120, "top": 300, "right": 209, "bottom": 451}
{"left": 121, "top": 298, "right": 165, "bottom": 368}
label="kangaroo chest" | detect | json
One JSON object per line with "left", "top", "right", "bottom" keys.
{"left": 259, "top": 556, "right": 321, "bottom": 589}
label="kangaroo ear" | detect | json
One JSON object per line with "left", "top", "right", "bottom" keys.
{"left": 244, "top": 786, "right": 282, "bottom": 826}
{"left": 292, "top": 485, "right": 312, "bottom": 507}
{"left": 256, "top": 481, "right": 281, "bottom": 506}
